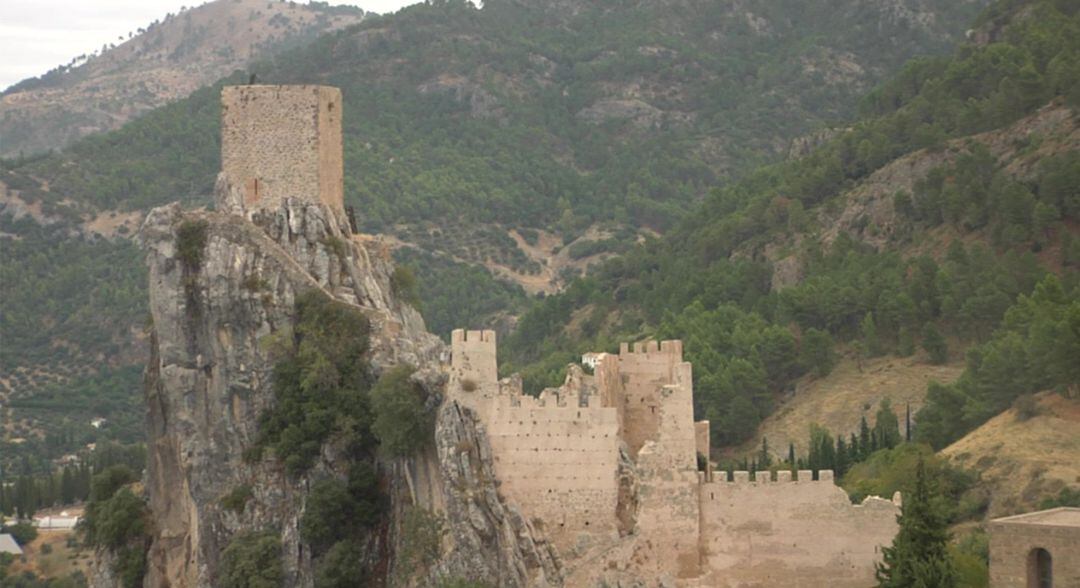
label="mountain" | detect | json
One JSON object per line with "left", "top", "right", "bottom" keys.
{"left": 0, "top": 0, "right": 365, "bottom": 158}
{"left": 501, "top": 0, "right": 1080, "bottom": 456}
{"left": 0, "top": 0, "right": 991, "bottom": 474}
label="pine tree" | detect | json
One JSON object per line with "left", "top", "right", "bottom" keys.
{"left": 876, "top": 457, "right": 957, "bottom": 588}
{"left": 921, "top": 324, "right": 948, "bottom": 365}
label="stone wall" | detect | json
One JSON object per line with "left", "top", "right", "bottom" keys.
{"left": 988, "top": 508, "right": 1080, "bottom": 587}
{"left": 221, "top": 85, "right": 344, "bottom": 215}
{"left": 616, "top": 340, "right": 685, "bottom": 457}
{"left": 486, "top": 391, "right": 620, "bottom": 552}
{"left": 449, "top": 329, "right": 499, "bottom": 419}
{"left": 698, "top": 470, "right": 900, "bottom": 587}
{"left": 445, "top": 332, "right": 901, "bottom": 586}
{"left": 632, "top": 359, "right": 702, "bottom": 580}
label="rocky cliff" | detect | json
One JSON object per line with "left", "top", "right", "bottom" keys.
{"left": 134, "top": 177, "right": 558, "bottom": 587}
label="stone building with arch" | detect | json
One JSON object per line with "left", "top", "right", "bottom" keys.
{"left": 989, "top": 507, "right": 1080, "bottom": 587}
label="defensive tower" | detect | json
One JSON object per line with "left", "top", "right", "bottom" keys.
{"left": 220, "top": 85, "right": 344, "bottom": 215}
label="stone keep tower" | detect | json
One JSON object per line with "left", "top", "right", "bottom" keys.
{"left": 220, "top": 85, "right": 344, "bottom": 215}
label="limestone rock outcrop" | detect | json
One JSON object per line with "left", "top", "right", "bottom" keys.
{"left": 136, "top": 176, "right": 556, "bottom": 587}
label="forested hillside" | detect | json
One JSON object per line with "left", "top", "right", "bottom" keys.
{"left": 0, "top": 0, "right": 987, "bottom": 467}
{"left": 503, "top": 0, "right": 1080, "bottom": 451}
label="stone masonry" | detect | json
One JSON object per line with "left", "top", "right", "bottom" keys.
{"left": 989, "top": 507, "right": 1080, "bottom": 587}
{"left": 220, "top": 85, "right": 344, "bottom": 217}
{"left": 448, "top": 329, "right": 902, "bottom": 587}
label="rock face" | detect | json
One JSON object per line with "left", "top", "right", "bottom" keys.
{"left": 136, "top": 176, "right": 557, "bottom": 586}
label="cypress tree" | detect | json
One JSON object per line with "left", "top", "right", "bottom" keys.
{"left": 758, "top": 437, "right": 772, "bottom": 469}
{"left": 859, "top": 416, "right": 872, "bottom": 459}
{"left": 788, "top": 443, "right": 796, "bottom": 472}
{"left": 876, "top": 457, "right": 957, "bottom": 587}
{"left": 905, "top": 403, "right": 912, "bottom": 442}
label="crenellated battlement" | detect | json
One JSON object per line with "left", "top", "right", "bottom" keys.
{"left": 618, "top": 339, "right": 684, "bottom": 360}
{"left": 705, "top": 469, "right": 836, "bottom": 486}
{"left": 441, "top": 329, "right": 899, "bottom": 586}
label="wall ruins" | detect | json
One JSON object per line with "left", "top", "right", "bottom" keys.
{"left": 446, "top": 329, "right": 902, "bottom": 586}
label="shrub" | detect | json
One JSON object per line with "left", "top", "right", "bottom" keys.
{"left": 256, "top": 290, "right": 372, "bottom": 475}
{"left": 314, "top": 540, "right": 367, "bottom": 588}
{"left": 176, "top": 219, "right": 209, "bottom": 270}
{"left": 87, "top": 488, "right": 146, "bottom": 550}
{"left": 221, "top": 484, "right": 254, "bottom": 514}
{"left": 301, "top": 480, "right": 353, "bottom": 553}
{"left": 395, "top": 507, "right": 445, "bottom": 583}
{"left": 219, "top": 531, "right": 283, "bottom": 588}
{"left": 1012, "top": 393, "right": 1039, "bottom": 421}
{"left": 371, "top": 365, "right": 433, "bottom": 457}
{"left": 390, "top": 266, "right": 422, "bottom": 309}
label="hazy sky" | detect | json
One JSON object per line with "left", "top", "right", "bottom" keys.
{"left": 0, "top": 0, "right": 419, "bottom": 91}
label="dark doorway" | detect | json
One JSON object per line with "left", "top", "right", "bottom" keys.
{"left": 1027, "top": 547, "right": 1052, "bottom": 588}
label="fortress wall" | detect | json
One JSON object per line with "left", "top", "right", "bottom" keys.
{"left": 221, "top": 85, "right": 343, "bottom": 214}
{"left": 698, "top": 472, "right": 899, "bottom": 587}
{"left": 486, "top": 402, "right": 620, "bottom": 551}
{"left": 631, "top": 360, "right": 702, "bottom": 579}
{"left": 449, "top": 329, "right": 498, "bottom": 417}
{"left": 315, "top": 87, "right": 344, "bottom": 214}
{"left": 617, "top": 340, "right": 684, "bottom": 456}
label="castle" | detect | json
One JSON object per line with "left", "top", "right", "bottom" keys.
{"left": 215, "top": 84, "right": 902, "bottom": 587}
{"left": 449, "top": 329, "right": 902, "bottom": 586}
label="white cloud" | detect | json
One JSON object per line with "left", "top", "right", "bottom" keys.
{"left": 0, "top": 0, "right": 418, "bottom": 91}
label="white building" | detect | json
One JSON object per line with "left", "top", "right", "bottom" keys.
{"left": 0, "top": 533, "right": 23, "bottom": 555}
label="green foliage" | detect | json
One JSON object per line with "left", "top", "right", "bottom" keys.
{"left": 1, "top": 523, "right": 36, "bottom": 546}
{"left": 392, "top": 248, "right": 528, "bottom": 340}
{"left": 80, "top": 465, "right": 148, "bottom": 588}
{"left": 0, "top": 213, "right": 145, "bottom": 398}
{"left": 873, "top": 398, "right": 902, "bottom": 451}
{"left": 314, "top": 540, "right": 367, "bottom": 588}
{"left": 176, "top": 219, "right": 210, "bottom": 270}
{"left": 219, "top": 531, "right": 283, "bottom": 588}
{"left": 220, "top": 484, "right": 254, "bottom": 514}
{"left": 395, "top": 507, "right": 446, "bottom": 584}
{"left": 917, "top": 274, "right": 1080, "bottom": 449}
{"left": 801, "top": 328, "right": 837, "bottom": 377}
{"left": 300, "top": 469, "right": 381, "bottom": 555}
{"left": 502, "top": 0, "right": 1080, "bottom": 449}
{"left": 370, "top": 365, "right": 434, "bottom": 457}
{"left": 84, "top": 487, "right": 146, "bottom": 551}
{"left": 844, "top": 444, "right": 984, "bottom": 523}
{"left": 390, "top": 266, "right": 422, "bottom": 309}
{"left": 1038, "top": 486, "right": 1080, "bottom": 509}
{"left": 256, "top": 291, "right": 373, "bottom": 475}
{"left": 951, "top": 529, "right": 990, "bottom": 588}
{"left": 876, "top": 457, "right": 958, "bottom": 588}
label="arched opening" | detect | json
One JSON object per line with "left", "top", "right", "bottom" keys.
{"left": 1027, "top": 547, "right": 1052, "bottom": 588}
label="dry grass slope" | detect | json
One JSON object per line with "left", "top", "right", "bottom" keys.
{"left": 943, "top": 392, "right": 1080, "bottom": 518}
{"left": 725, "top": 351, "right": 965, "bottom": 458}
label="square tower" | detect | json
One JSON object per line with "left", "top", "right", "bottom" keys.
{"left": 221, "top": 85, "right": 344, "bottom": 214}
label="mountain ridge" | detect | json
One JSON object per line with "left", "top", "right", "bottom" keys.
{"left": 0, "top": 0, "right": 365, "bottom": 157}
